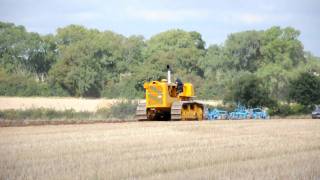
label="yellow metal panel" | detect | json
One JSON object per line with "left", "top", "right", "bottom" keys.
{"left": 180, "top": 83, "right": 194, "bottom": 97}
{"left": 144, "top": 80, "right": 178, "bottom": 109}
{"left": 143, "top": 82, "right": 149, "bottom": 89}
{"left": 146, "top": 82, "right": 162, "bottom": 107}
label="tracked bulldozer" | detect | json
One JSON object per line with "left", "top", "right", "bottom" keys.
{"left": 136, "top": 65, "right": 204, "bottom": 120}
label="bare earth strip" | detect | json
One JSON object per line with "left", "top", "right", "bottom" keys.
{"left": 0, "top": 119, "right": 319, "bottom": 179}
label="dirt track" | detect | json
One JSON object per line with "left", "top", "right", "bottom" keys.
{"left": 0, "top": 119, "right": 319, "bottom": 179}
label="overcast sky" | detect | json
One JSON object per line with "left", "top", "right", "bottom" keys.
{"left": 1, "top": 0, "right": 319, "bottom": 56}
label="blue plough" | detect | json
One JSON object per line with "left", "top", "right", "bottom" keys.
{"left": 206, "top": 104, "right": 269, "bottom": 120}
{"left": 207, "top": 108, "right": 228, "bottom": 120}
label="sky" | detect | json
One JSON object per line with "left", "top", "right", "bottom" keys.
{"left": 1, "top": 0, "right": 320, "bottom": 56}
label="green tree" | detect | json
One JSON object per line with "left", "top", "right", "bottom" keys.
{"left": 256, "top": 63, "right": 292, "bottom": 100}
{"left": 0, "top": 22, "right": 56, "bottom": 79}
{"left": 224, "top": 30, "right": 263, "bottom": 72}
{"left": 261, "top": 27, "right": 305, "bottom": 67}
{"left": 144, "top": 29, "right": 206, "bottom": 79}
{"left": 289, "top": 72, "right": 320, "bottom": 107}
{"left": 225, "top": 73, "right": 274, "bottom": 107}
{"left": 49, "top": 25, "right": 145, "bottom": 97}
{"left": 1, "top": 20, "right": 320, "bottom": 100}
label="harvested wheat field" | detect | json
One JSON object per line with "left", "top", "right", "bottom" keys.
{"left": 0, "top": 97, "right": 122, "bottom": 112}
{"left": 0, "top": 119, "right": 319, "bottom": 180}
{"left": 0, "top": 97, "right": 221, "bottom": 112}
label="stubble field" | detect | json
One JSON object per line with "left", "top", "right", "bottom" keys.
{"left": 0, "top": 119, "right": 319, "bottom": 179}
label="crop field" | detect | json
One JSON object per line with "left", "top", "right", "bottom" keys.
{"left": 0, "top": 119, "right": 319, "bottom": 179}
{"left": 0, "top": 97, "right": 121, "bottom": 112}
{"left": 0, "top": 97, "right": 222, "bottom": 112}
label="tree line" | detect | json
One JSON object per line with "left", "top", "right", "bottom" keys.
{"left": 1, "top": 21, "right": 320, "bottom": 110}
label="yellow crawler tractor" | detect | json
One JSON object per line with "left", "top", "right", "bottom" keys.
{"left": 136, "top": 65, "right": 204, "bottom": 120}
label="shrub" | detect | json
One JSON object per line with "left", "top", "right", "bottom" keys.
{"left": 101, "top": 79, "right": 144, "bottom": 99}
{"left": 0, "top": 101, "right": 138, "bottom": 121}
{"left": 0, "top": 108, "right": 92, "bottom": 120}
{"left": 224, "top": 73, "right": 275, "bottom": 108}
{"left": 290, "top": 103, "right": 309, "bottom": 114}
{"left": 96, "top": 100, "right": 137, "bottom": 119}
{"left": 268, "top": 104, "right": 291, "bottom": 116}
{"left": 289, "top": 72, "right": 320, "bottom": 107}
{"left": 0, "top": 70, "right": 69, "bottom": 96}
{"left": 268, "top": 103, "right": 311, "bottom": 116}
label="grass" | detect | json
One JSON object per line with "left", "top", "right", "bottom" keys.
{"left": 0, "top": 101, "right": 137, "bottom": 120}
{"left": 0, "top": 119, "right": 319, "bottom": 179}
{"left": 0, "top": 108, "right": 92, "bottom": 120}
{"left": 0, "top": 101, "right": 137, "bottom": 126}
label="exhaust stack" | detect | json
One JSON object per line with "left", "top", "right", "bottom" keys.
{"left": 167, "top": 65, "right": 171, "bottom": 83}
